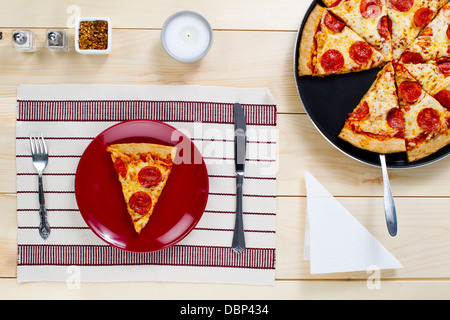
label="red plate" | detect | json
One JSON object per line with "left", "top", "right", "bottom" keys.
{"left": 75, "top": 120, "right": 209, "bottom": 252}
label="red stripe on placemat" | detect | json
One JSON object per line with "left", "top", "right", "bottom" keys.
{"left": 17, "top": 100, "right": 277, "bottom": 126}
{"left": 18, "top": 244, "right": 275, "bottom": 269}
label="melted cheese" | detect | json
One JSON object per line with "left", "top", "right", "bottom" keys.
{"left": 400, "top": 87, "right": 449, "bottom": 143}
{"left": 404, "top": 62, "right": 450, "bottom": 95}
{"left": 329, "top": 0, "right": 392, "bottom": 59}
{"left": 314, "top": 18, "right": 388, "bottom": 75}
{"left": 405, "top": 5, "right": 450, "bottom": 61}
{"left": 348, "top": 63, "right": 401, "bottom": 136}
{"left": 388, "top": 0, "right": 444, "bottom": 59}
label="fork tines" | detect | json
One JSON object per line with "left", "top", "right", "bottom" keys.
{"left": 29, "top": 133, "right": 48, "bottom": 156}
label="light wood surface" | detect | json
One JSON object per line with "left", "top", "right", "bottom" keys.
{"left": 1, "top": 0, "right": 450, "bottom": 300}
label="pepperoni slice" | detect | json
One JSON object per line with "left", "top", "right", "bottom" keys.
{"left": 320, "top": 49, "right": 345, "bottom": 74}
{"left": 398, "top": 81, "right": 422, "bottom": 103}
{"left": 414, "top": 8, "right": 434, "bottom": 27}
{"left": 324, "top": 11, "right": 345, "bottom": 33}
{"left": 386, "top": 108, "right": 405, "bottom": 129}
{"left": 377, "top": 15, "right": 392, "bottom": 39}
{"left": 349, "top": 41, "right": 373, "bottom": 64}
{"left": 417, "top": 108, "right": 441, "bottom": 131}
{"left": 138, "top": 166, "right": 162, "bottom": 188}
{"left": 360, "top": 0, "right": 382, "bottom": 18}
{"left": 113, "top": 158, "right": 127, "bottom": 178}
{"left": 435, "top": 90, "right": 450, "bottom": 110}
{"left": 447, "top": 24, "right": 450, "bottom": 39}
{"left": 389, "top": 0, "right": 414, "bottom": 12}
{"left": 437, "top": 59, "right": 450, "bottom": 76}
{"left": 399, "top": 51, "right": 424, "bottom": 64}
{"left": 129, "top": 191, "right": 152, "bottom": 214}
{"left": 350, "top": 101, "right": 370, "bottom": 120}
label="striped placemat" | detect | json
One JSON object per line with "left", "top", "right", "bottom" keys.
{"left": 15, "top": 84, "right": 277, "bottom": 285}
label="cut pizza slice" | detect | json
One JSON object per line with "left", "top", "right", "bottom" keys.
{"left": 298, "top": 4, "right": 389, "bottom": 76}
{"left": 323, "top": 0, "right": 393, "bottom": 60}
{"left": 394, "top": 62, "right": 450, "bottom": 162}
{"left": 106, "top": 143, "right": 177, "bottom": 234}
{"left": 387, "top": 0, "right": 447, "bottom": 59}
{"left": 402, "top": 59, "right": 450, "bottom": 103}
{"left": 399, "top": 3, "right": 450, "bottom": 64}
{"left": 339, "top": 62, "right": 406, "bottom": 153}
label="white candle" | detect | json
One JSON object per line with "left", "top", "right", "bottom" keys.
{"left": 161, "top": 10, "right": 213, "bottom": 63}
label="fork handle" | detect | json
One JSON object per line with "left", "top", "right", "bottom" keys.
{"left": 38, "top": 174, "right": 50, "bottom": 239}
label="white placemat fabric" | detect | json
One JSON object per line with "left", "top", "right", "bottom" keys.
{"left": 16, "top": 84, "right": 277, "bottom": 285}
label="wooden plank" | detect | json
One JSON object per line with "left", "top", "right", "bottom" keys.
{"left": 0, "top": 29, "right": 302, "bottom": 113}
{"left": 276, "top": 196, "right": 450, "bottom": 280}
{"left": 0, "top": 194, "right": 17, "bottom": 278}
{"left": 0, "top": 0, "right": 310, "bottom": 31}
{"left": 3, "top": 194, "right": 450, "bottom": 280}
{"left": 1, "top": 278, "right": 450, "bottom": 300}
{"left": 2, "top": 113, "right": 450, "bottom": 196}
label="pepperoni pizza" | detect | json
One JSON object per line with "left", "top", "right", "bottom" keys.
{"left": 299, "top": 4, "right": 389, "bottom": 76}
{"left": 394, "top": 62, "right": 450, "bottom": 161}
{"left": 339, "top": 63, "right": 406, "bottom": 153}
{"left": 388, "top": 0, "right": 446, "bottom": 59}
{"left": 399, "top": 4, "right": 450, "bottom": 63}
{"left": 106, "top": 143, "right": 177, "bottom": 234}
{"left": 298, "top": 0, "right": 450, "bottom": 162}
{"left": 324, "top": 0, "right": 393, "bottom": 59}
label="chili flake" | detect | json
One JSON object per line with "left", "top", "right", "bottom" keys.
{"left": 78, "top": 20, "right": 108, "bottom": 50}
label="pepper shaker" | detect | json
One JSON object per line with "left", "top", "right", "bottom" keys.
{"left": 46, "top": 29, "right": 69, "bottom": 51}
{"left": 12, "top": 30, "right": 36, "bottom": 52}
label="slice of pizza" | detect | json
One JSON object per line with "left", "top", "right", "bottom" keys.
{"left": 338, "top": 62, "right": 406, "bottom": 153}
{"left": 394, "top": 62, "right": 450, "bottom": 162}
{"left": 323, "top": 0, "right": 393, "bottom": 60}
{"left": 106, "top": 143, "right": 177, "bottom": 234}
{"left": 399, "top": 4, "right": 450, "bottom": 64}
{"left": 402, "top": 59, "right": 450, "bottom": 99}
{"left": 298, "top": 4, "right": 389, "bottom": 76}
{"left": 387, "top": 0, "right": 447, "bottom": 59}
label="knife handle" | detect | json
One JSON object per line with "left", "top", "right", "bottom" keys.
{"left": 232, "top": 173, "right": 246, "bottom": 253}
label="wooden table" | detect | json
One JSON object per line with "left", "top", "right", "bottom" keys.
{"left": 1, "top": 0, "right": 450, "bottom": 300}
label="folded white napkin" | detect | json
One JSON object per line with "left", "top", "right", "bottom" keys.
{"left": 304, "top": 171, "right": 402, "bottom": 274}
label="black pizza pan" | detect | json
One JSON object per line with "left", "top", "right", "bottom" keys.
{"left": 294, "top": 0, "right": 450, "bottom": 168}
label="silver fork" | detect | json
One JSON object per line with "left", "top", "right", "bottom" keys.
{"left": 29, "top": 133, "right": 50, "bottom": 239}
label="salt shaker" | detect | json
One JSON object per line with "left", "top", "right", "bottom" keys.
{"left": 12, "top": 30, "right": 36, "bottom": 52}
{"left": 46, "top": 29, "right": 69, "bottom": 51}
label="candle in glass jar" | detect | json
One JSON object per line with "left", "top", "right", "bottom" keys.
{"left": 161, "top": 10, "right": 213, "bottom": 63}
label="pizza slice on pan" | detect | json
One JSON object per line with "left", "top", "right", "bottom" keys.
{"left": 106, "top": 143, "right": 177, "bottom": 234}
{"left": 394, "top": 62, "right": 450, "bottom": 162}
{"left": 402, "top": 59, "right": 450, "bottom": 105}
{"left": 338, "top": 62, "right": 406, "bottom": 153}
{"left": 387, "top": 0, "right": 447, "bottom": 59}
{"left": 298, "top": 4, "right": 389, "bottom": 76}
{"left": 323, "top": 0, "right": 393, "bottom": 60}
{"left": 399, "top": 4, "right": 450, "bottom": 64}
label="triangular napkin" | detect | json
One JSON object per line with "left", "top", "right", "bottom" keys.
{"left": 304, "top": 171, "right": 402, "bottom": 274}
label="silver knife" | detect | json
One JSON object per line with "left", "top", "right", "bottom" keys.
{"left": 232, "top": 102, "right": 247, "bottom": 253}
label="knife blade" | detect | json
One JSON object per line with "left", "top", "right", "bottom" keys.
{"left": 232, "top": 102, "right": 247, "bottom": 253}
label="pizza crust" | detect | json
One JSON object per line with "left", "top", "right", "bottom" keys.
{"left": 108, "top": 143, "right": 177, "bottom": 161}
{"left": 407, "top": 131, "right": 450, "bottom": 162}
{"left": 339, "top": 126, "right": 406, "bottom": 154}
{"left": 298, "top": 4, "right": 325, "bottom": 76}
